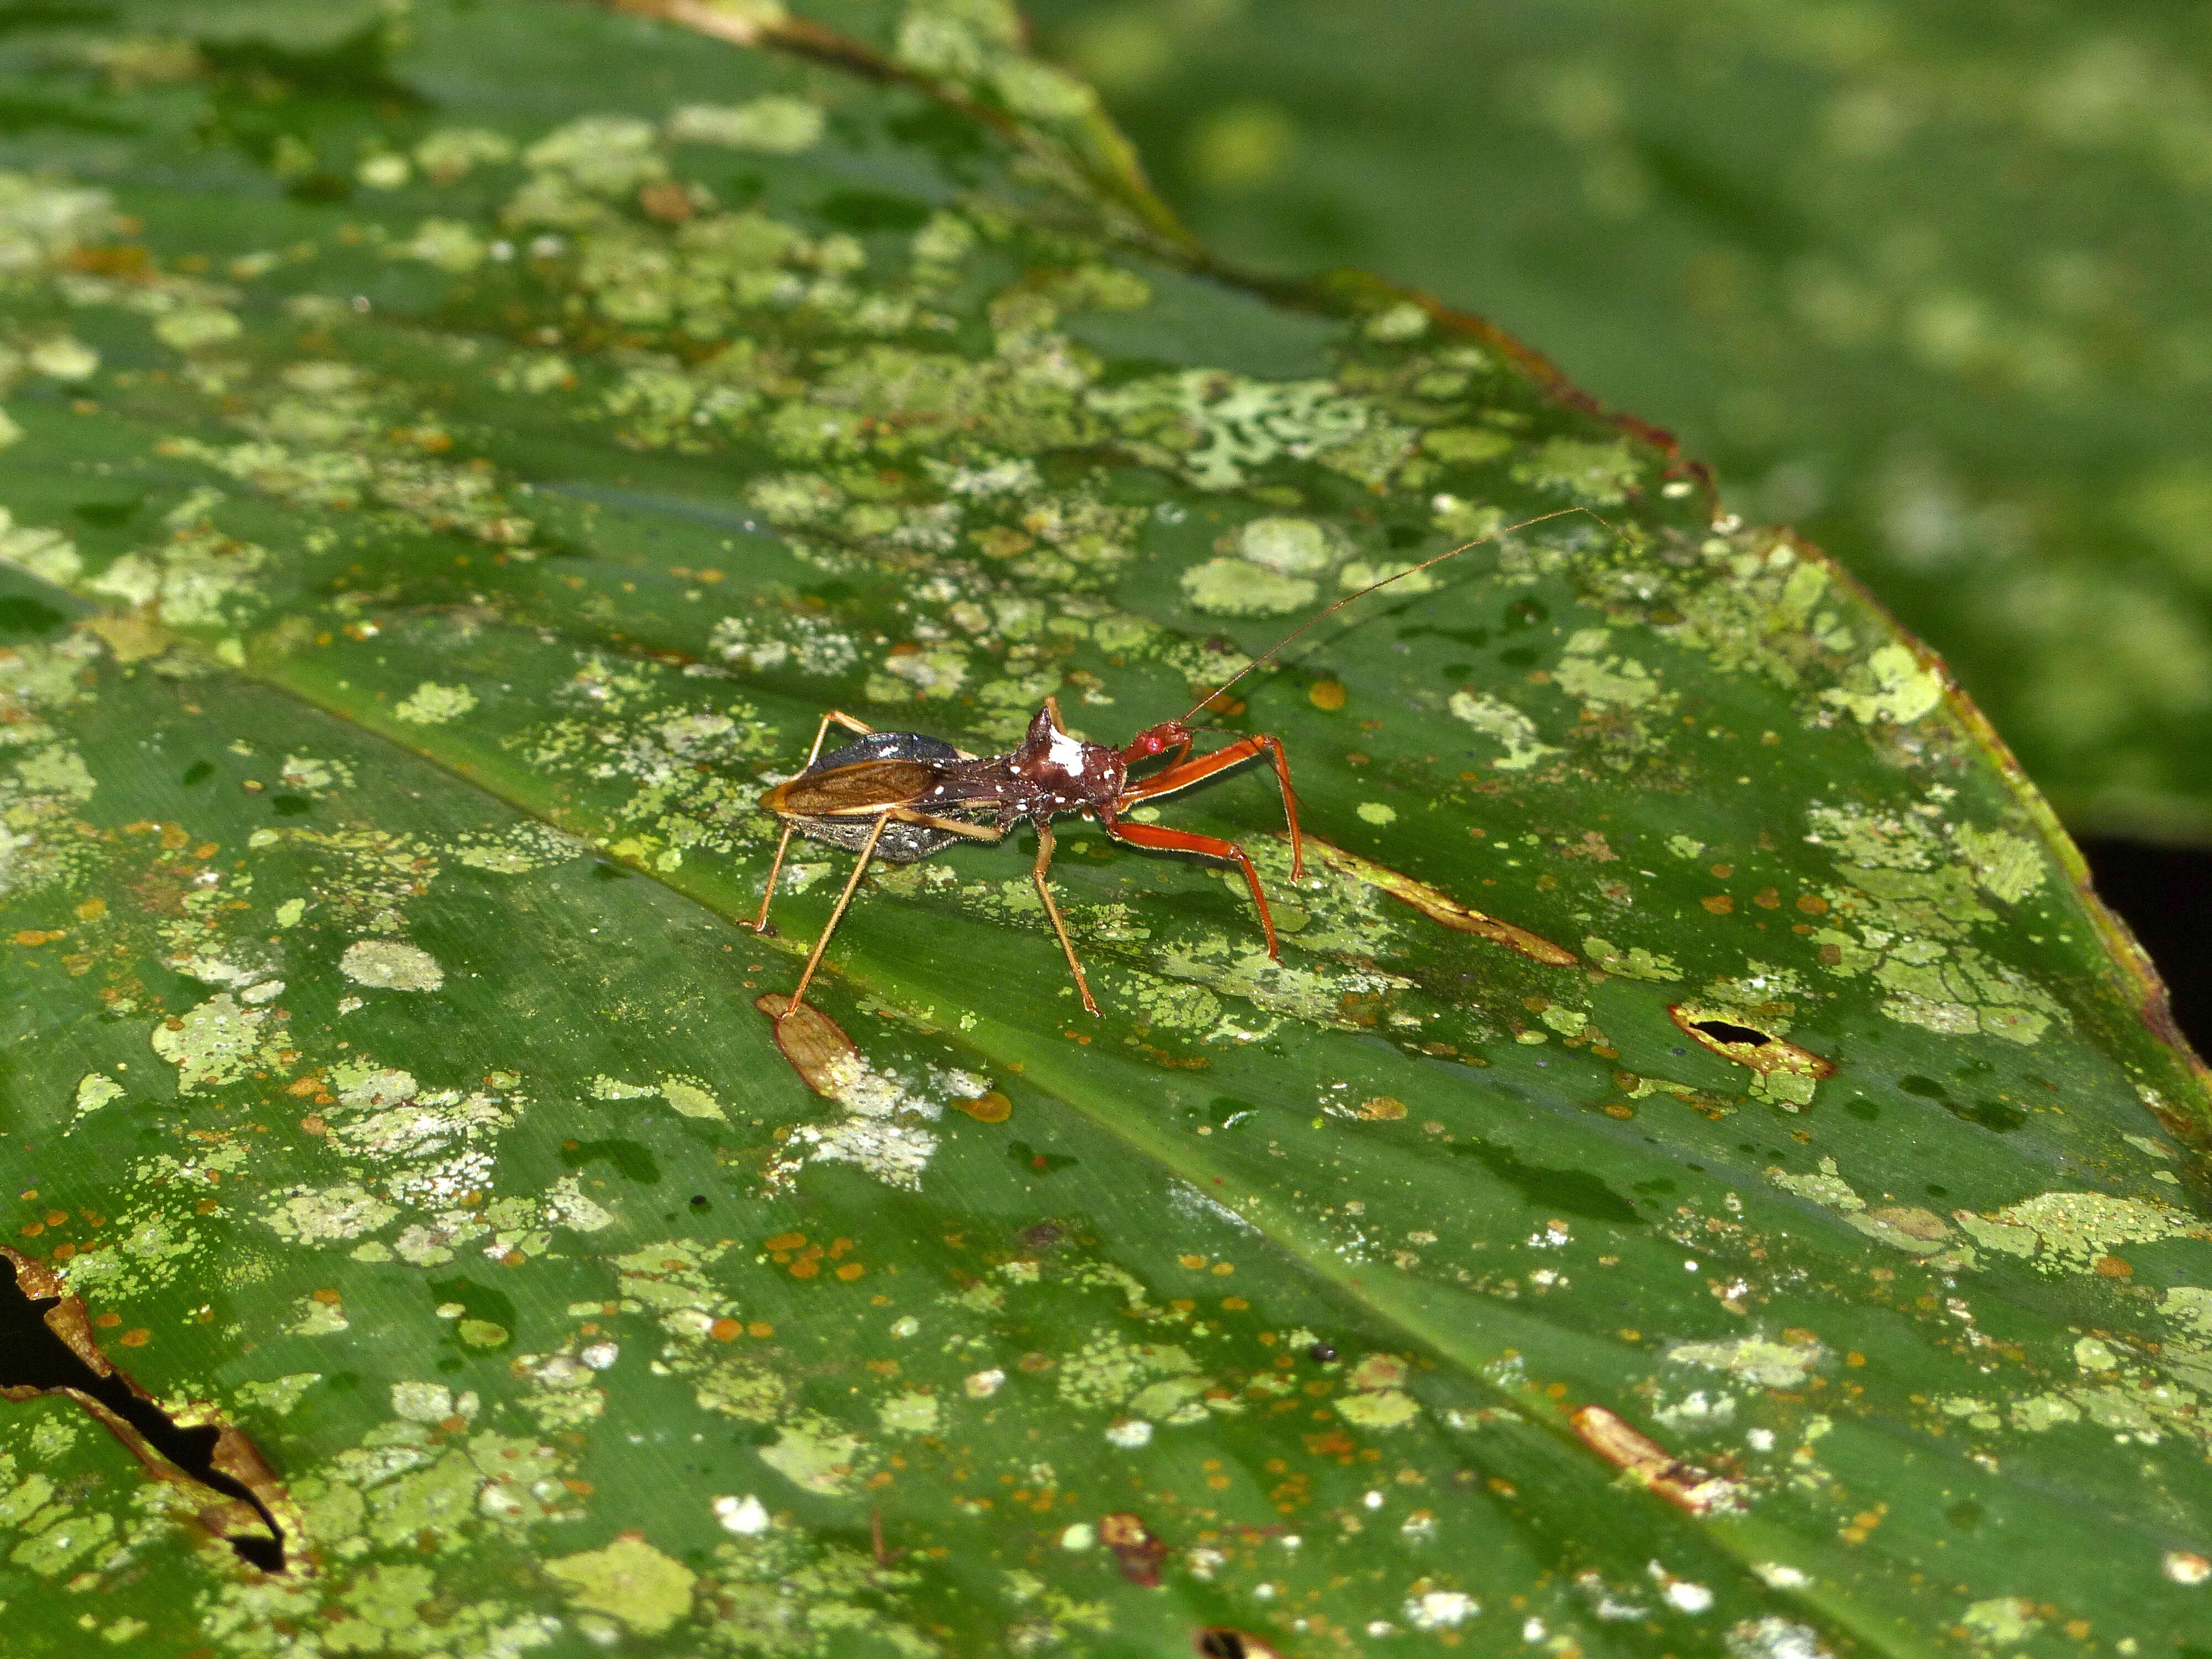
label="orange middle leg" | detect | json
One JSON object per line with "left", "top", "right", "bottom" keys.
{"left": 1105, "top": 817, "right": 1281, "bottom": 958}
{"left": 1118, "top": 734, "right": 1303, "bottom": 879}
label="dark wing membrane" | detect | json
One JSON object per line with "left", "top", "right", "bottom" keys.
{"left": 768, "top": 759, "right": 935, "bottom": 817}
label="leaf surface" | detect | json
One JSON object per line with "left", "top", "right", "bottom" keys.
{"left": 0, "top": 4, "right": 2207, "bottom": 1656}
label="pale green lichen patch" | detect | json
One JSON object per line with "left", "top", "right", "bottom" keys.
{"left": 667, "top": 95, "right": 825, "bottom": 153}
{"left": 1449, "top": 689, "right": 1559, "bottom": 771}
{"left": 1981, "top": 1190, "right": 2197, "bottom": 1273}
{"left": 1556, "top": 628, "right": 1661, "bottom": 709}
{"left": 545, "top": 1536, "right": 697, "bottom": 1635}
{"left": 231, "top": 1373, "right": 321, "bottom": 1417}
{"left": 150, "top": 993, "right": 279, "bottom": 1090}
{"left": 392, "top": 681, "right": 478, "bottom": 724}
{"left": 1178, "top": 555, "right": 1315, "bottom": 617}
{"left": 1952, "top": 823, "right": 2047, "bottom": 904}
{"left": 262, "top": 1185, "right": 398, "bottom": 1245}
{"left": 1768, "top": 1157, "right": 1965, "bottom": 1261}
{"left": 759, "top": 1413, "right": 867, "bottom": 1495}
{"left": 1511, "top": 436, "right": 1641, "bottom": 505}
{"left": 1583, "top": 937, "right": 1682, "bottom": 982}
{"left": 1667, "top": 1336, "right": 1822, "bottom": 1390}
{"left": 71, "top": 1071, "right": 123, "bottom": 1120}
{"left": 450, "top": 821, "right": 587, "bottom": 873}
{"left": 1238, "top": 515, "right": 1335, "bottom": 573}
{"left": 1333, "top": 1353, "right": 1421, "bottom": 1430}
{"left": 659, "top": 1075, "right": 728, "bottom": 1121}
{"left": 1820, "top": 642, "right": 1943, "bottom": 725}
{"left": 1058, "top": 1328, "right": 1201, "bottom": 1415}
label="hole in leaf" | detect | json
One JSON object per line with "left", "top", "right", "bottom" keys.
{"left": 1, "top": 1248, "right": 288, "bottom": 1572}
{"left": 1668, "top": 1005, "right": 1834, "bottom": 1088}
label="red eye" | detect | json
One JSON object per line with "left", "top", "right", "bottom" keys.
{"left": 1145, "top": 735, "right": 1164, "bottom": 754}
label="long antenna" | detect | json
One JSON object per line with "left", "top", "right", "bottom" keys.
{"left": 1181, "top": 505, "right": 1611, "bottom": 722}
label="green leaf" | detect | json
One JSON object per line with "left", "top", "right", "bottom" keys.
{"left": 1026, "top": 0, "right": 2212, "bottom": 841}
{"left": 0, "top": 3, "right": 2206, "bottom": 1656}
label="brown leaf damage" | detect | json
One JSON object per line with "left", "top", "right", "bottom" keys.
{"left": 1300, "top": 835, "right": 1577, "bottom": 965}
{"left": 1569, "top": 1404, "right": 1737, "bottom": 1515}
{"left": 1, "top": 1245, "right": 293, "bottom": 1572}
{"left": 1668, "top": 1004, "right": 1835, "bottom": 1084}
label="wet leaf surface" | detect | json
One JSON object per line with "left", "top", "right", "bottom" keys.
{"left": 0, "top": 3, "right": 2208, "bottom": 1655}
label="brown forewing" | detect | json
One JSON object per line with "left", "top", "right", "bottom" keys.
{"left": 768, "top": 759, "right": 936, "bottom": 817}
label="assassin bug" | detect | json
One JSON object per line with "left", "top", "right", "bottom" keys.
{"left": 747, "top": 507, "right": 1598, "bottom": 1020}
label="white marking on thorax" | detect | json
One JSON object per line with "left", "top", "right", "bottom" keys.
{"left": 1046, "top": 728, "right": 1090, "bottom": 774}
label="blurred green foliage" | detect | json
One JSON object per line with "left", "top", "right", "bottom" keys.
{"left": 1030, "top": 0, "right": 2212, "bottom": 842}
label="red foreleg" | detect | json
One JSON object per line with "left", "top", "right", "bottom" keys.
{"left": 1119, "top": 734, "right": 1303, "bottom": 879}
{"left": 1105, "top": 818, "right": 1281, "bottom": 959}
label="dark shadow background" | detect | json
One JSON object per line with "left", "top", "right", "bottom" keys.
{"left": 2081, "top": 838, "right": 2212, "bottom": 1052}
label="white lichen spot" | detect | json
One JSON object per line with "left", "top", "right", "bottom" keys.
{"left": 338, "top": 939, "right": 445, "bottom": 992}
{"left": 713, "top": 1494, "right": 772, "bottom": 1536}
{"left": 2164, "top": 1550, "right": 2211, "bottom": 1585}
{"left": 1405, "top": 1590, "right": 1476, "bottom": 1630}
{"left": 781, "top": 1052, "right": 942, "bottom": 1192}
{"left": 1725, "top": 1616, "right": 1833, "bottom": 1659}
{"left": 1103, "top": 1419, "right": 1152, "bottom": 1448}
